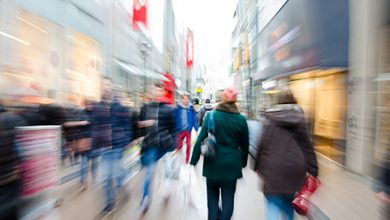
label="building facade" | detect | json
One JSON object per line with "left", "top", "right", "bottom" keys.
{"left": 0, "top": 0, "right": 171, "bottom": 108}
{"left": 232, "top": 0, "right": 390, "bottom": 178}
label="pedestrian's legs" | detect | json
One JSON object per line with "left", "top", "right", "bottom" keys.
{"left": 142, "top": 148, "right": 158, "bottom": 200}
{"left": 220, "top": 180, "right": 237, "bottom": 220}
{"left": 280, "top": 195, "right": 295, "bottom": 220}
{"left": 185, "top": 131, "right": 192, "bottom": 164}
{"left": 102, "top": 149, "right": 115, "bottom": 208}
{"left": 265, "top": 195, "right": 284, "bottom": 220}
{"left": 206, "top": 179, "right": 221, "bottom": 220}
{"left": 112, "top": 148, "right": 125, "bottom": 190}
{"left": 176, "top": 132, "right": 186, "bottom": 151}
{"left": 90, "top": 149, "right": 102, "bottom": 182}
{"left": 0, "top": 181, "right": 20, "bottom": 220}
{"left": 80, "top": 151, "right": 90, "bottom": 184}
{"left": 74, "top": 152, "right": 81, "bottom": 164}
{"left": 61, "top": 142, "right": 68, "bottom": 166}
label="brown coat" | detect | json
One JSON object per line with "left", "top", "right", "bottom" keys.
{"left": 254, "top": 104, "right": 318, "bottom": 195}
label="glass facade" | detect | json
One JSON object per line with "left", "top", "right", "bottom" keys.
{"left": 0, "top": 6, "right": 102, "bottom": 105}
{"left": 290, "top": 70, "right": 347, "bottom": 165}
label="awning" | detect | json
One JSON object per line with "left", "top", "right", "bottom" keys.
{"left": 115, "top": 59, "right": 169, "bottom": 81}
{"left": 115, "top": 60, "right": 146, "bottom": 76}
{"left": 144, "top": 70, "right": 169, "bottom": 81}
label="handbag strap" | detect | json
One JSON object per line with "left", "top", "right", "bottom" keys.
{"left": 207, "top": 111, "right": 215, "bottom": 134}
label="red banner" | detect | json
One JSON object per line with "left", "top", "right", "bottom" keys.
{"left": 133, "top": 0, "right": 148, "bottom": 30}
{"left": 186, "top": 30, "right": 194, "bottom": 69}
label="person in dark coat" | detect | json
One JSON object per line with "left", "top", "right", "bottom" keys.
{"left": 254, "top": 89, "right": 318, "bottom": 220}
{"left": 78, "top": 99, "right": 95, "bottom": 186}
{"left": 0, "top": 103, "right": 26, "bottom": 220}
{"left": 377, "top": 149, "right": 390, "bottom": 220}
{"left": 138, "top": 82, "right": 177, "bottom": 214}
{"left": 102, "top": 94, "right": 135, "bottom": 203}
{"left": 191, "top": 87, "right": 249, "bottom": 220}
{"left": 88, "top": 77, "right": 116, "bottom": 213}
{"left": 197, "top": 98, "right": 213, "bottom": 127}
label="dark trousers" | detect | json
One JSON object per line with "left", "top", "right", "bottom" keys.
{"left": 0, "top": 181, "right": 20, "bottom": 220}
{"left": 206, "top": 179, "right": 237, "bottom": 220}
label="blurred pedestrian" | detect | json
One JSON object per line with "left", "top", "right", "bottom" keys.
{"left": 0, "top": 102, "right": 26, "bottom": 220}
{"left": 138, "top": 82, "right": 177, "bottom": 214}
{"left": 78, "top": 98, "right": 95, "bottom": 188}
{"left": 190, "top": 87, "right": 249, "bottom": 220}
{"left": 62, "top": 94, "right": 84, "bottom": 166}
{"left": 253, "top": 89, "right": 318, "bottom": 220}
{"left": 102, "top": 93, "right": 135, "bottom": 206}
{"left": 176, "top": 93, "right": 198, "bottom": 164}
{"left": 192, "top": 98, "right": 201, "bottom": 112}
{"left": 197, "top": 98, "right": 213, "bottom": 127}
{"left": 377, "top": 149, "right": 390, "bottom": 220}
{"left": 88, "top": 77, "right": 115, "bottom": 213}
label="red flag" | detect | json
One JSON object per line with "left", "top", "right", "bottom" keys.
{"left": 186, "top": 30, "right": 194, "bottom": 69}
{"left": 133, "top": 0, "right": 148, "bottom": 30}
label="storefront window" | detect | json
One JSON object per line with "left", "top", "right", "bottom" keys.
{"left": 65, "top": 30, "right": 102, "bottom": 105}
{"left": 374, "top": 24, "right": 390, "bottom": 163}
{"left": 0, "top": 8, "right": 64, "bottom": 103}
{"left": 290, "top": 70, "right": 347, "bottom": 165}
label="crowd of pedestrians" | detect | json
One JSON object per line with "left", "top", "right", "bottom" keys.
{"left": 2, "top": 76, "right": 389, "bottom": 220}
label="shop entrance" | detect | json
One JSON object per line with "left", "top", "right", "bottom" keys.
{"left": 290, "top": 69, "right": 347, "bottom": 165}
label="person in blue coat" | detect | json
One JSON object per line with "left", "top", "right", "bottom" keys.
{"left": 176, "top": 93, "right": 198, "bottom": 164}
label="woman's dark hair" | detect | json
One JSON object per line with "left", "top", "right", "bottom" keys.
{"left": 276, "top": 89, "right": 297, "bottom": 104}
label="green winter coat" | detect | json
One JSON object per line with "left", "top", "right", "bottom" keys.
{"left": 190, "top": 102, "right": 249, "bottom": 180}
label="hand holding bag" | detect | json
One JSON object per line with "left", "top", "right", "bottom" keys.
{"left": 292, "top": 175, "right": 321, "bottom": 215}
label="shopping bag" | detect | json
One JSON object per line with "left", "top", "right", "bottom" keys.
{"left": 191, "top": 130, "right": 198, "bottom": 146}
{"left": 121, "top": 145, "right": 142, "bottom": 185}
{"left": 74, "top": 138, "right": 92, "bottom": 152}
{"left": 158, "top": 151, "right": 184, "bottom": 200}
{"left": 182, "top": 166, "right": 206, "bottom": 213}
{"left": 247, "top": 120, "right": 263, "bottom": 158}
{"left": 292, "top": 175, "right": 321, "bottom": 215}
{"left": 163, "top": 151, "right": 182, "bottom": 180}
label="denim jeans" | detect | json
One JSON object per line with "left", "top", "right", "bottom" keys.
{"left": 206, "top": 179, "right": 237, "bottom": 220}
{"left": 265, "top": 194, "right": 295, "bottom": 220}
{"left": 141, "top": 147, "right": 169, "bottom": 200}
{"left": 102, "top": 148, "right": 125, "bottom": 206}
{"left": 80, "top": 148, "right": 103, "bottom": 184}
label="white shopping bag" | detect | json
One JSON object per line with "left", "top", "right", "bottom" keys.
{"left": 247, "top": 120, "right": 263, "bottom": 158}
{"left": 182, "top": 166, "right": 207, "bottom": 213}
{"left": 121, "top": 145, "right": 142, "bottom": 185}
{"left": 158, "top": 151, "right": 184, "bottom": 199}
{"left": 163, "top": 151, "right": 182, "bottom": 180}
{"left": 191, "top": 129, "right": 199, "bottom": 146}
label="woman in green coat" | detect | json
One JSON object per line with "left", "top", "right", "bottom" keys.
{"left": 190, "top": 87, "right": 249, "bottom": 220}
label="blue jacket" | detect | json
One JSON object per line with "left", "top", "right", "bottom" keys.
{"left": 176, "top": 105, "right": 199, "bottom": 133}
